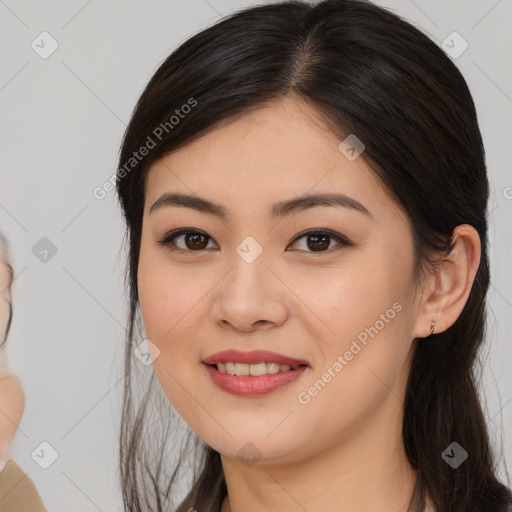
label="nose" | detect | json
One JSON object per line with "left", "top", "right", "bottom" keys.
{"left": 211, "top": 251, "right": 289, "bottom": 333}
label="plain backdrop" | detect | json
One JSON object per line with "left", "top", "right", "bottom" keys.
{"left": 0, "top": 0, "right": 511, "bottom": 510}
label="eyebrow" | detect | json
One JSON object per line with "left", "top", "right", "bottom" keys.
{"left": 149, "top": 192, "right": 372, "bottom": 220}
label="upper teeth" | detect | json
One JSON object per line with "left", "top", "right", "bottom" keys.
{"left": 216, "top": 362, "right": 300, "bottom": 376}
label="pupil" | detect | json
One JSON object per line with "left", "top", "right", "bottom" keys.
{"left": 308, "top": 234, "right": 329, "bottom": 251}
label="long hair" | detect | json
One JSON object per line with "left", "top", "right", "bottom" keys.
{"left": 114, "top": 1, "right": 512, "bottom": 510}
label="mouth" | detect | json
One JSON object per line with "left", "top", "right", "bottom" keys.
{"left": 202, "top": 350, "right": 310, "bottom": 395}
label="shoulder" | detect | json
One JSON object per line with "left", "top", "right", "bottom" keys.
{"left": 0, "top": 459, "right": 48, "bottom": 512}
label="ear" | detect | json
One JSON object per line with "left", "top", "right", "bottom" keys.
{"left": 412, "top": 224, "right": 481, "bottom": 339}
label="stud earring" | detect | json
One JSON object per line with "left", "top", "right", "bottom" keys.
{"left": 430, "top": 319, "right": 436, "bottom": 336}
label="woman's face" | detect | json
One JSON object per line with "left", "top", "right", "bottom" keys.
{"left": 138, "top": 96, "right": 427, "bottom": 464}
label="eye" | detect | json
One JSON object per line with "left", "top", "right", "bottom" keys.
{"left": 157, "top": 228, "right": 219, "bottom": 252}
{"left": 287, "top": 229, "right": 352, "bottom": 253}
{"left": 157, "top": 228, "right": 351, "bottom": 254}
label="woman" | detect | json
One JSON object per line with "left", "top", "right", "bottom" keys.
{"left": 0, "top": 231, "right": 48, "bottom": 511}
{"left": 115, "top": 0, "right": 512, "bottom": 511}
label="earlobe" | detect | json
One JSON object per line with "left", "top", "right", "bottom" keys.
{"left": 429, "top": 318, "right": 436, "bottom": 336}
{"left": 413, "top": 224, "right": 481, "bottom": 339}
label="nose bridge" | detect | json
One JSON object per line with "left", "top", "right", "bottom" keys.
{"left": 227, "top": 237, "right": 269, "bottom": 300}
{"left": 213, "top": 236, "right": 287, "bottom": 330}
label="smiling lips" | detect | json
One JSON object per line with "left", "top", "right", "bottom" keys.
{"left": 203, "top": 349, "right": 310, "bottom": 396}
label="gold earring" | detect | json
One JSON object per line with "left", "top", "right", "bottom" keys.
{"left": 430, "top": 319, "right": 436, "bottom": 336}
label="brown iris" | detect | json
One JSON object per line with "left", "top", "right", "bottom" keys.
{"left": 306, "top": 233, "right": 330, "bottom": 251}
{"left": 184, "top": 233, "right": 209, "bottom": 250}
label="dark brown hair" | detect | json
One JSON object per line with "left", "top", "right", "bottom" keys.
{"left": 115, "top": 1, "right": 512, "bottom": 510}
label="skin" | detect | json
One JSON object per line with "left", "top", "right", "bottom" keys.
{"left": 137, "top": 95, "right": 480, "bottom": 512}
{"left": 0, "top": 255, "right": 25, "bottom": 472}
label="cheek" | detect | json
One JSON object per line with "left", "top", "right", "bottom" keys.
{"left": 137, "top": 265, "right": 200, "bottom": 421}
{"left": 137, "top": 266, "right": 169, "bottom": 342}
{"left": 138, "top": 252, "right": 204, "bottom": 343}
{"left": 292, "top": 259, "right": 411, "bottom": 395}
{"left": 137, "top": 255, "right": 214, "bottom": 408}
{"left": 289, "top": 257, "right": 401, "bottom": 343}
{"left": 294, "top": 286, "right": 410, "bottom": 446}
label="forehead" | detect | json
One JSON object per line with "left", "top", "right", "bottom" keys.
{"left": 143, "top": 97, "right": 404, "bottom": 224}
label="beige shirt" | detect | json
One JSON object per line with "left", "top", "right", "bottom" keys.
{"left": 0, "top": 459, "right": 47, "bottom": 512}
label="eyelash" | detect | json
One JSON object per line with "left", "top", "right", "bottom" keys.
{"left": 156, "top": 228, "right": 352, "bottom": 254}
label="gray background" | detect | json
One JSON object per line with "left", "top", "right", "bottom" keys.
{"left": 1, "top": 0, "right": 511, "bottom": 510}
